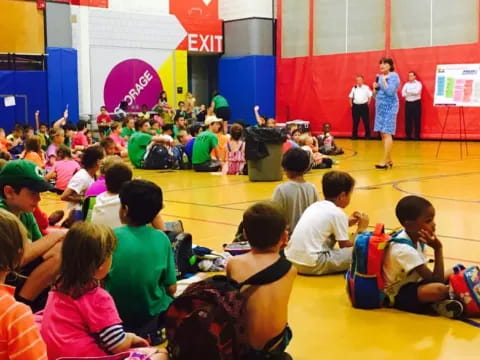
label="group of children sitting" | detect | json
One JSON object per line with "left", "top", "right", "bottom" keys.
{"left": 0, "top": 104, "right": 465, "bottom": 360}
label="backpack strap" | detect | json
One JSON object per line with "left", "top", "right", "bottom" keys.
{"left": 240, "top": 257, "right": 292, "bottom": 287}
{"left": 390, "top": 237, "right": 425, "bottom": 251}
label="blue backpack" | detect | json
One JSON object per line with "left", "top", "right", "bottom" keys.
{"left": 346, "top": 224, "right": 420, "bottom": 309}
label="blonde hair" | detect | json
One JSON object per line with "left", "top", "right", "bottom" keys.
{"left": 100, "top": 155, "right": 123, "bottom": 175}
{"left": 298, "top": 134, "right": 311, "bottom": 146}
{"left": 0, "top": 209, "right": 27, "bottom": 272}
{"left": 56, "top": 222, "right": 117, "bottom": 299}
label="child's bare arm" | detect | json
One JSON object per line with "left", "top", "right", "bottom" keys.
{"left": 414, "top": 230, "right": 445, "bottom": 282}
{"left": 167, "top": 284, "right": 177, "bottom": 297}
{"left": 110, "top": 333, "right": 149, "bottom": 354}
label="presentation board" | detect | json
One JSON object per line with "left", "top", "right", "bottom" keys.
{"left": 434, "top": 64, "right": 480, "bottom": 106}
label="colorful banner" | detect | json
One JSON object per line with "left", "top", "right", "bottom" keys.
{"left": 170, "top": 0, "right": 223, "bottom": 53}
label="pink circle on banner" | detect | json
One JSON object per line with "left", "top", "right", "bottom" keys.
{"left": 104, "top": 59, "right": 163, "bottom": 112}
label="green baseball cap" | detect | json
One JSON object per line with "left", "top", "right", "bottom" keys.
{"left": 0, "top": 160, "right": 54, "bottom": 192}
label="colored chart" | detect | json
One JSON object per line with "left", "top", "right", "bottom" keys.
{"left": 434, "top": 64, "right": 480, "bottom": 106}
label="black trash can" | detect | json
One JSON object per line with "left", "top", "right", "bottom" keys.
{"left": 245, "top": 127, "right": 287, "bottom": 182}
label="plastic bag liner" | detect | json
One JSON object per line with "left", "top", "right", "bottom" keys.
{"left": 245, "top": 127, "right": 288, "bottom": 161}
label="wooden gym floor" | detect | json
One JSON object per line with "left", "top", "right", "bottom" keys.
{"left": 41, "top": 139, "right": 480, "bottom": 360}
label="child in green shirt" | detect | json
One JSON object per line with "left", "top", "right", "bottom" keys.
{"left": 105, "top": 180, "right": 177, "bottom": 342}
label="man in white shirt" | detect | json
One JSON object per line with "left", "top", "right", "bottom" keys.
{"left": 285, "top": 171, "right": 369, "bottom": 275}
{"left": 349, "top": 76, "right": 372, "bottom": 139}
{"left": 401, "top": 71, "right": 422, "bottom": 140}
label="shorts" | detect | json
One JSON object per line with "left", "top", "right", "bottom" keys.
{"left": 393, "top": 281, "right": 431, "bottom": 314}
{"left": 215, "top": 107, "right": 231, "bottom": 123}
{"left": 247, "top": 325, "right": 292, "bottom": 360}
{"left": 292, "top": 248, "right": 352, "bottom": 276}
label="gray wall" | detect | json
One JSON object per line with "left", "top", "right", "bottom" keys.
{"left": 224, "top": 18, "right": 274, "bottom": 56}
{"left": 46, "top": 2, "right": 72, "bottom": 48}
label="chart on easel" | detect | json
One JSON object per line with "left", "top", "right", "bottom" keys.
{"left": 434, "top": 64, "right": 480, "bottom": 107}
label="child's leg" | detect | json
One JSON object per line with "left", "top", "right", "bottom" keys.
{"left": 417, "top": 282, "right": 449, "bottom": 303}
{"left": 17, "top": 242, "right": 62, "bottom": 303}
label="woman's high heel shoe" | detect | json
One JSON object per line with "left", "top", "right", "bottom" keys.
{"left": 375, "top": 162, "right": 393, "bottom": 169}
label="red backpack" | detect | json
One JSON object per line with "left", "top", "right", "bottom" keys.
{"left": 450, "top": 265, "right": 480, "bottom": 317}
{"left": 165, "top": 257, "right": 292, "bottom": 360}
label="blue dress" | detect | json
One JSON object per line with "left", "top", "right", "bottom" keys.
{"left": 374, "top": 72, "right": 400, "bottom": 134}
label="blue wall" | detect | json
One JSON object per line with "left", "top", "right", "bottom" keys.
{"left": 218, "top": 55, "right": 275, "bottom": 125}
{"left": 0, "top": 71, "right": 48, "bottom": 132}
{"left": 47, "top": 47, "right": 79, "bottom": 123}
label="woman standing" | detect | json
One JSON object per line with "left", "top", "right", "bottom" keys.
{"left": 210, "top": 90, "right": 231, "bottom": 134}
{"left": 373, "top": 57, "right": 400, "bottom": 169}
{"left": 402, "top": 71, "right": 422, "bottom": 140}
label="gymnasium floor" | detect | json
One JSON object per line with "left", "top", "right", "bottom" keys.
{"left": 41, "top": 139, "right": 480, "bottom": 359}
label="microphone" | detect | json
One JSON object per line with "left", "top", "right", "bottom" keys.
{"left": 375, "top": 75, "right": 380, "bottom": 89}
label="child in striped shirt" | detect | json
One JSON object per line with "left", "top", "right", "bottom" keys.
{"left": 0, "top": 208, "right": 47, "bottom": 360}
{"left": 40, "top": 222, "right": 167, "bottom": 359}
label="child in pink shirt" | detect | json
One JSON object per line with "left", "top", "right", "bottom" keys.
{"left": 72, "top": 120, "right": 89, "bottom": 150}
{"left": 45, "top": 145, "right": 80, "bottom": 194}
{"left": 109, "top": 122, "right": 128, "bottom": 158}
{"left": 40, "top": 222, "right": 167, "bottom": 359}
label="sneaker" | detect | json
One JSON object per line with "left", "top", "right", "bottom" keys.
{"left": 432, "top": 299, "right": 464, "bottom": 318}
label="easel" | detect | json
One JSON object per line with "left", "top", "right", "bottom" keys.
{"left": 435, "top": 106, "right": 469, "bottom": 159}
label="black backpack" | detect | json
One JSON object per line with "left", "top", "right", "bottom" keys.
{"left": 165, "top": 257, "right": 292, "bottom": 360}
{"left": 144, "top": 144, "right": 174, "bottom": 169}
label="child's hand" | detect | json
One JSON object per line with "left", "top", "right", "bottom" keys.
{"left": 128, "top": 333, "right": 149, "bottom": 348}
{"left": 348, "top": 211, "right": 361, "bottom": 226}
{"left": 357, "top": 213, "right": 369, "bottom": 232}
{"left": 418, "top": 229, "right": 442, "bottom": 250}
{"left": 254, "top": 105, "right": 260, "bottom": 112}
{"left": 35, "top": 110, "right": 40, "bottom": 117}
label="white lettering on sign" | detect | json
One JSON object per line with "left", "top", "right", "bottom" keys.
{"left": 187, "top": 34, "right": 223, "bottom": 53}
{"left": 115, "top": 70, "right": 154, "bottom": 109}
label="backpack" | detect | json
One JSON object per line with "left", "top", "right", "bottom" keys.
{"left": 346, "top": 224, "right": 419, "bottom": 309}
{"left": 450, "top": 264, "right": 480, "bottom": 317}
{"left": 165, "top": 257, "right": 292, "bottom": 360}
{"left": 225, "top": 141, "right": 246, "bottom": 175}
{"left": 144, "top": 144, "right": 174, "bottom": 169}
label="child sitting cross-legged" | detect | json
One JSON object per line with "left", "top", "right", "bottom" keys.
{"left": 383, "top": 196, "right": 464, "bottom": 318}
{"left": 0, "top": 208, "right": 47, "bottom": 360}
{"left": 285, "top": 171, "right": 369, "bottom": 275}
{"left": 40, "top": 222, "right": 168, "bottom": 359}
{"left": 227, "top": 202, "right": 297, "bottom": 360}
{"left": 272, "top": 148, "right": 319, "bottom": 234}
{"left": 45, "top": 145, "right": 80, "bottom": 194}
{"left": 105, "top": 180, "right": 177, "bottom": 343}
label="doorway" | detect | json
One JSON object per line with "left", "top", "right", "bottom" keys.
{"left": 187, "top": 54, "right": 220, "bottom": 107}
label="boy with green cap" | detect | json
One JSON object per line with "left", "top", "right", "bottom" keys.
{"left": 0, "top": 160, "right": 65, "bottom": 310}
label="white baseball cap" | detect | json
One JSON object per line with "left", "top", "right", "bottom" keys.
{"left": 205, "top": 115, "right": 223, "bottom": 126}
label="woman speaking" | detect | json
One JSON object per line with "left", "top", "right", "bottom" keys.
{"left": 373, "top": 57, "right": 400, "bottom": 169}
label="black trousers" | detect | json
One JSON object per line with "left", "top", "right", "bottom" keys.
{"left": 405, "top": 100, "right": 421, "bottom": 139}
{"left": 193, "top": 159, "right": 222, "bottom": 172}
{"left": 352, "top": 104, "right": 370, "bottom": 139}
{"left": 352, "top": 103, "right": 370, "bottom": 138}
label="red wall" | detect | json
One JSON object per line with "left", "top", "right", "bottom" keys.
{"left": 276, "top": 0, "right": 480, "bottom": 139}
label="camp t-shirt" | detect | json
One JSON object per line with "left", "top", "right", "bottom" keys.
{"left": 121, "top": 127, "right": 135, "bottom": 139}
{"left": 0, "top": 200, "right": 42, "bottom": 241}
{"left": 128, "top": 132, "right": 152, "bottom": 168}
{"left": 212, "top": 95, "right": 229, "bottom": 109}
{"left": 105, "top": 225, "right": 177, "bottom": 328}
{"left": 192, "top": 130, "right": 219, "bottom": 164}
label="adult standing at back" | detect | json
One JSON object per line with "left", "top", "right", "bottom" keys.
{"left": 349, "top": 75, "right": 372, "bottom": 139}
{"left": 402, "top": 71, "right": 422, "bottom": 140}
{"left": 209, "top": 90, "right": 231, "bottom": 134}
{"left": 373, "top": 57, "right": 400, "bottom": 169}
